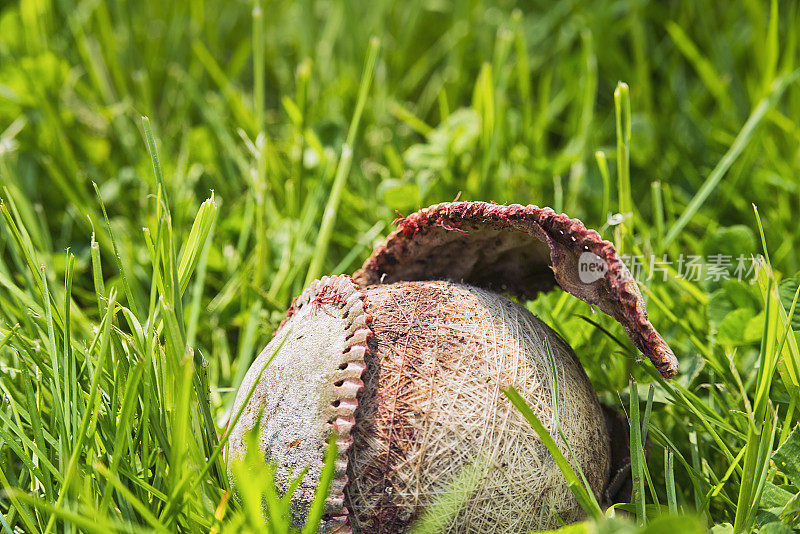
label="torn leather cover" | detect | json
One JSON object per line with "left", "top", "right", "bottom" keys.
{"left": 227, "top": 275, "right": 370, "bottom": 533}
{"left": 352, "top": 201, "right": 678, "bottom": 378}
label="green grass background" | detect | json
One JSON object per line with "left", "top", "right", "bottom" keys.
{"left": 1, "top": 0, "right": 800, "bottom": 532}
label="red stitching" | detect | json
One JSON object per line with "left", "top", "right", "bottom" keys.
{"left": 311, "top": 285, "right": 346, "bottom": 317}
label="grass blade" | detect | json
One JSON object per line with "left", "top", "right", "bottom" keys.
{"left": 664, "top": 68, "right": 800, "bottom": 246}
{"left": 630, "top": 379, "right": 646, "bottom": 524}
{"left": 503, "top": 386, "right": 603, "bottom": 520}
{"left": 305, "top": 37, "right": 380, "bottom": 285}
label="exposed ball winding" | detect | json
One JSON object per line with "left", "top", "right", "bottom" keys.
{"left": 346, "top": 281, "right": 610, "bottom": 532}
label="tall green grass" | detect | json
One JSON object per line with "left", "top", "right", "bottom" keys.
{"left": 1, "top": 0, "right": 800, "bottom": 531}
